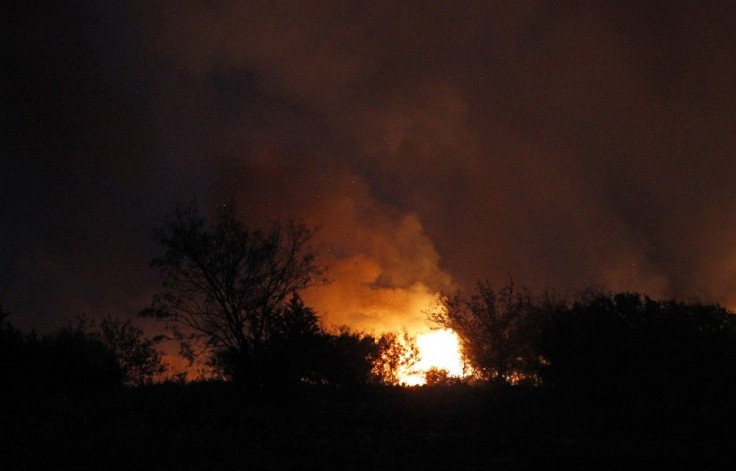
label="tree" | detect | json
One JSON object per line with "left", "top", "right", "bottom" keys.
{"left": 425, "top": 367, "right": 454, "bottom": 386}
{"left": 1, "top": 305, "right": 28, "bottom": 393}
{"left": 372, "top": 330, "right": 420, "bottom": 385}
{"left": 260, "top": 293, "right": 325, "bottom": 386}
{"left": 1, "top": 310, "right": 164, "bottom": 392}
{"left": 539, "top": 292, "right": 736, "bottom": 401}
{"left": 430, "top": 280, "right": 541, "bottom": 384}
{"left": 141, "top": 203, "right": 326, "bottom": 385}
{"left": 97, "top": 316, "right": 167, "bottom": 386}
{"left": 34, "top": 317, "right": 124, "bottom": 392}
{"left": 318, "top": 327, "right": 381, "bottom": 388}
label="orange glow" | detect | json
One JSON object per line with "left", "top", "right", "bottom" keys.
{"left": 399, "top": 328, "right": 466, "bottom": 385}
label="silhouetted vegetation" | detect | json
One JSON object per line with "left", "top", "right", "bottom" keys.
{"left": 259, "top": 293, "right": 325, "bottom": 386}
{"left": 209, "top": 295, "right": 400, "bottom": 388}
{"left": 539, "top": 291, "right": 736, "bottom": 403}
{"left": 96, "top": 316, "right": 167, "bottom": 386}
{"left": 1, "top": 312, "right": 165, "bottom": 395}
{"left": 7, "top": 267, "right": 736, "bottom": 468}
{"left": 430, "top": 280, "right": 543, "bottom": 384}
{"left": 424, "top": 367, "right": 460, "bottom": 386}
{"left": 317, "top": 327, "right": 382, "bottom": 387}
{"left": 139, "top": 203, "right": 420, "bottom": 389}
{"left": 433, "top": 280, "right": 736, "bottom": 405}
{"left": 141, "top": 203, "right": 327, "bottom": 386}
{"left": 372, "top": 329, "right": 420, "bottom": 385}
{"left": 1, "top": 305, "right": 28, "bottom": 393}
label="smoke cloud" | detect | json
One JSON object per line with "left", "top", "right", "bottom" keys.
{"left": 4, "top": 1, "right": 736, "bottom": 335}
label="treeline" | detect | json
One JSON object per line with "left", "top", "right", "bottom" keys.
{"left": 0, "top": 301, "right": 416, "bottom": 394}
{"left": 208, "top": 293, "right": 417, "bottom": 388}
{"left": 4, "top": 287, "right": 736, "bottom": 405}
{"left": 434, "top": 281, "right": 736, "bottom": 402}
{"left": 4, "top": 200, "right": 736, "bottom": 402}
{"left": 7, "top": 283, "right": 736, "bottom": 401}
{"left": 0, "top": 308, "right": 165, "bottom": 394}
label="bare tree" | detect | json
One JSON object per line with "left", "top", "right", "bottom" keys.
{"left": 141, "top": 203, "right": 326, "bottom": 384}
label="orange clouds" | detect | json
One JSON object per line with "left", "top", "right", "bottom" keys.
{"left": 141, "top": 1, "right": 736, "bottom": 309}
{"left": 10, "top": 1, "right": 736, "bottom": 336}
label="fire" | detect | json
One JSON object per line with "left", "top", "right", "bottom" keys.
{"left": 399, "top": 328, "right": 465, "bottom": 385}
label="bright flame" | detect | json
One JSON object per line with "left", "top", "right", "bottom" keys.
{"left": 399, "top": 328, "right": 465, "bottom": 385}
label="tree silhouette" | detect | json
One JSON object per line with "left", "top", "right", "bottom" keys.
{"left": 425, "top": 367, "right": 454, "bottom": 386}
{"left": 261, "top": 293, "right": 325, "bottom": 385}
{"left": 141, "top": 202, "right": 326, "bottom": 386}
{"left": 430, "top": 280, "right": 541, "bottom": 384}
{"left": 36, "top": 317, "right": 124, "bottom": 392}
{"left": 317, "top": 327, "right": 381, "bottom": 388}
{"left": 539, "top": 292, "right": 736, "bottom": 401}
{"left": 372, "top": 330, "right": 420, "bottom": 385}
{"left": 97, "top": 316, "right": 167, "bottom": 385}
{"left": 1, "top": 305, "right": 27, "bottom": 393}
{"left": 2, "top": 313, "right": 166, "bottom": 393}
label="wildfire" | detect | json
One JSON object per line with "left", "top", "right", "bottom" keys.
{"left": 399, "top": 328, "right": 465, "bottom": 385}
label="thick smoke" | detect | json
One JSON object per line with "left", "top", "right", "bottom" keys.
{"left": 4, "top": 1, "right": 736, "bottom": 334}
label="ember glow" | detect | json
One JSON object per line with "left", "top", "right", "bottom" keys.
{"left": 399, "top": 329, "right": 466, "bottom": 386}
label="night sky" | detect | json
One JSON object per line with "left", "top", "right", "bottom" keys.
{"left": 3, "top": 1, "right": 736, "bottom": 335}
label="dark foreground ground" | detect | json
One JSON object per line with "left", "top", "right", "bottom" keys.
{"left": 3, "top": 382, "right": 736, "bottom": 470}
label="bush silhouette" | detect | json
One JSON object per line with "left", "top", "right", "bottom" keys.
{"left": 316, "top": 327, "right": 381, "bottom": 388}
{"left": 1, "top": 312, "right": 165, "bottom": 394}
{"left": 97, "top": 316, "right": 167, "bottom": 385}
{"left": 540, "top": 292, "right": 736, "bottom": 402}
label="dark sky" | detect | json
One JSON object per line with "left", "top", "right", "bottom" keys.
{"left": 3, "top": 1, "right": 736, "bottom": 334}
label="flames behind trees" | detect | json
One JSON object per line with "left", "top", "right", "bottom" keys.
{"left": 432, "top": 280, "right": 736, "bottom": 399}
{"left": 139, "top": 202, "right": 456, "bottom": 387}
{"left": 137, "top": 201, "right": 736, "bottom": 395}
{"left": 430, "top": 280, "right": 543, "bottom": 384}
